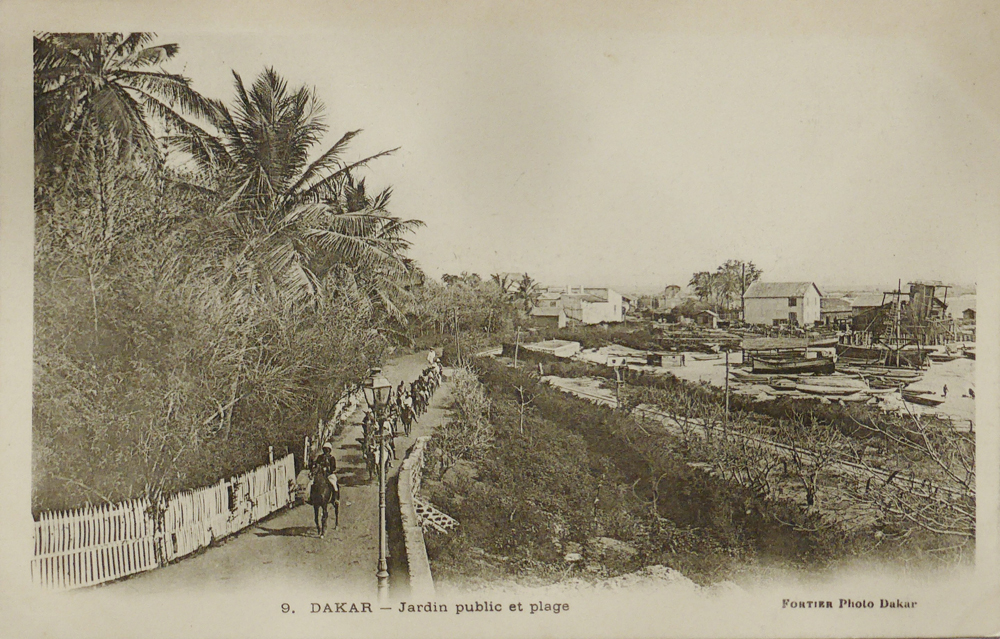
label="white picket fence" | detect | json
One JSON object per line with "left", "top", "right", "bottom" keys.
{"left": 32, "top": 453, "right": 296, "bottom": 590}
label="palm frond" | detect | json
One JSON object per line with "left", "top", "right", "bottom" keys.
{"left": 286, "top": 129, "right": 361, "bottom": 196}
{"left": 115, "top": 70, "right": 218, "bottom": 123}
{"left": 300, "top": 148, "right": 399, "bottom": 201}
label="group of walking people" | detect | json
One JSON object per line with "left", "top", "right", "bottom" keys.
{"left": 358, "top": 352, "right": 444, "bottom": 480}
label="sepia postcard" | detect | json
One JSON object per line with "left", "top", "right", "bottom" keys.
{"left": 1, "top": 1, "right": 998, "bottom": 637}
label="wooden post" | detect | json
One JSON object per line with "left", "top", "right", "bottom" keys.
{"left": 724, "top": 350, "right": 730, "bottom": 423}
{"left": 269, "top": 446, "right": 274, "bottom": 465}
{"left": 454, "top": 308, "right": 461, "bottom": 365}
{"left": 304, "top": 436, "right": 309, "bottom": 467}
{"left": 513, "top": 327, "right": 521, "bottom": 369}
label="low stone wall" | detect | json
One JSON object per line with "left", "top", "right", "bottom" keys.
{"left": 398, "top": 435, "right": 435, "bottom": 598}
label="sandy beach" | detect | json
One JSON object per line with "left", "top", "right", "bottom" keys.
{"left": 572, "top": 345, "right": 975, "bottom": 427}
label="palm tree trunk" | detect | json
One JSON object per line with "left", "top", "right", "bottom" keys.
{"left": 224, "top": 328, "right": 249, "bottom": 440}
{"left": 88, "top": 265, "right": 99, "bottom": 348}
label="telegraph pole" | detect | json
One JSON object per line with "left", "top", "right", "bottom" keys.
{"left": 740, "top": 262, "right": 746, "bottom": 322}
{"left": 513, "top": 327, "right": 521, "bottom": 369}
{"left": 724, "top": 349, "right": 730, "bottom": 424}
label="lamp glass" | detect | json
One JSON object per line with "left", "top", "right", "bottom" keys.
{"left": 364, "top": 368, "right": 392, "bottom": 411}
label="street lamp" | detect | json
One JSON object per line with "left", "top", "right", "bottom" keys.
{"left": 362, "top": 368, "right": 392, "bottom": 604}
{"left": 362, "top": 368, "right": 392, "bottom": 413}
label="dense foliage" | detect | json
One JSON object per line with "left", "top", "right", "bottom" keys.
{"left": 32, "top": 33, "right": 419, "bottom": 513}
{"left": 423, "top": 358, "right": 860, "bottom": 587}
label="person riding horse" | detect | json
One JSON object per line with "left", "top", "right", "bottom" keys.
{"left": 309, "top": 442, "right": 340, "bottom": 537}
{"left": 313, "top": 442, "right": 338, "bottom": 487}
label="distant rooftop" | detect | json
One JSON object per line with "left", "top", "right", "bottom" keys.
{"left": 744, "top": 281, "right": 821, "bottom": 299}
{"left": 530, "top": 307, "right": 564, "bottom": 317}
{"left": 821, "top": 298, "right": 852, "bottom": 313}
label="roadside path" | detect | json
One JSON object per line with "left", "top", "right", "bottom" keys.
{"left": 93, "top": 351, "right": 450, "bottom": 598}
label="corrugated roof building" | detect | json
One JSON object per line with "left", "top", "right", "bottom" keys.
{"left": 744, "top": 281, "right": 822, "bottom": 326}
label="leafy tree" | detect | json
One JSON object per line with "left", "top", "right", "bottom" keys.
{"left": 34, "top": 32, "right": 215, "bottom": 171}
{"left": 688, "top": 271, "right": 716, "bottom": 302}
{"left": 689, "top": 260, "right": 762, "bottom": 315}
{"left": 443, "top": 272, "right": 482, "bottom": 287}
{"left": 166, "top": 67, "right": 422, "bottom": 314}
{"left": 515, "top": 273, "right": 542, "bottom": 313}
{"left": 32, "top": 51, "right": 404, "bottom": 513}
{"left": 34, "top": 33, "right": 217, "bottom": 340}
{"left": 490, "top": 273, "right": 518, "bottom": 303}
{"left": 715, "top": 259, "right": 762, "bottom": 318}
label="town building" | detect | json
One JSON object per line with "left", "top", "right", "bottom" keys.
{"left": 522, "top": 339, "right": 581, "bottom": 358}
{"left": 743, "top": 281, "right": 822, "bottom": 326}
{"left": 820, "top": 297, "right": 853, "bottom": 328}
{"left": 694, "top": 309, "right": 719, "bottom": 328}
{"left": 533, "top": 285, "right": 625, "bottom": 325}
{"left": 637, "top": 284, "right": 685, "bottom": 312}
{"left": 529, "top": 306, "right": 567, "bottom": 329}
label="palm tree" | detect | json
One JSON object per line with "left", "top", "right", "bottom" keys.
{"left": 515, "top": 273, "right": 541, "bottom": 313}
{"left": 167, "top": 68, "right": 423, "bottom": 313}
{"left": 33, "top": 32, "right": 216, "bottom": 170}
{"left": 490, "top": 273, "right": 518, "bottom": 303}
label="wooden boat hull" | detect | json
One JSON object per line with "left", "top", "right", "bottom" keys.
{"left": 836, "top": 344, "right": 927, "bottom": 368}
{"left": 796, "top": 383, "right": 858, "bottom": 396}
{"left": 901, "top": 391, "right": 945, "bottom": 407}
{"left": 752, "top": 356, "right": 835, "bottom": 375}
{"left": 928, "top": 353, "right": 959, "bottom": 363}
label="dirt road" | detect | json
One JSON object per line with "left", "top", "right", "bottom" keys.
{"left": 92, "top": 351, "right": 450, "bottom": 599}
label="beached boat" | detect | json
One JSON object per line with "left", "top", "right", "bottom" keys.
{"left": 690, "top": 353, "right": 722, "bottom": 361}
{"left": 837, "top": 393, "right": 870, "bottom": 403}
{"left": 835, "top": 343, "right": 927, "bottom": 368}
{"left": 807, "top": 336, "right": 840, "bottom": 348}
{"left": 901, "top": 389, "right": 945, "bottom": 407}
{"left": 795, "top": 383, "right": 859, "bottom": 396}
{"left": 928, "top": 352, "right": 960, "bottom": 363}
{"left": 751, "top": 356, "right": 835, "bottom": 375}
{"left": 768, "top": 379, "right": 798, "bottom": 391}
{"left": 729, "top": 369, "right": 773, "bottom": 383}
{"left": 839, "top": 365, "right": 922, "bottom": 380}
{"left": 863, "top": 376, "right": 905, "bottom": 390}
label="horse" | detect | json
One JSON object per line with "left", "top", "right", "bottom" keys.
{"left": 308, "top": 471, "right": 340, "bottom": 538}
{"left": 401, "top": 405, "right": 414, "bottom": 437}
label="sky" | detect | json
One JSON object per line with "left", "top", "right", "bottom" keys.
{"left": 156, "top": 3, "right": 999, "bottom": 291}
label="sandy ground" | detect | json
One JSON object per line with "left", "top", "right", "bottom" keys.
{"left": 85, "top": 351, "right": 451, "bottom": 599}
{"left": 573, "top": 344, "right": 975, "bottom": 427}
{"left": 576, "top": 346, "right": 743, "bottom": 387}
{"left": 879, "top": 356, "right": 976, "bottom": 427}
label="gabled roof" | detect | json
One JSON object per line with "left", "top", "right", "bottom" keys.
{"left": 744, "top": 281, "right": 822, "bottom": 299}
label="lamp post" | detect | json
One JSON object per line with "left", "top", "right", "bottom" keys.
{"left": 362, "top": 368, "right": 392, "bottom": 604}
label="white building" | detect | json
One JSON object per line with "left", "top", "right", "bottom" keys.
{"left": 522, "top": 339, "right": 581, "bottom": 358}
{"left": 534, "top": 286, "right": 624, "bottom": 325}
{"left": 744, "top": 281, "right": 822, "bottom": 327}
